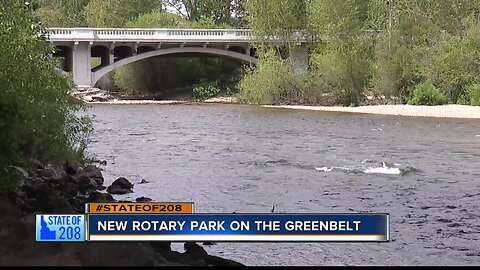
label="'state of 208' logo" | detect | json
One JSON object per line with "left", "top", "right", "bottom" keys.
{"left": 36, "top": 215, "right": 85, "bottom": 242}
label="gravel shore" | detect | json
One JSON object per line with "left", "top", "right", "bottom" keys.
{"left": 89, "top": 100, "right": 188, "bottom": 105}
{"left": 263, "top": 104, "right": 480, "bottom": 119}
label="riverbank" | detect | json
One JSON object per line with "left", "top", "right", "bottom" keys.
{"left": 73, "top": 87, "right": 238, "bottom": 105}
{"left": 263, "top": 104, "right": 480, "bottom": 119}
{"left": 87, "top": 96, "right": 237, "bottom": 105}
{"left": 73, "top": 87, "right": 480, "bottom": 119}
{"left": 0, "top": 161, "right": 243, "bottom": 266}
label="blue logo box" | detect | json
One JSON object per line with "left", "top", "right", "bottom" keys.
{"left": 36, "top": 214, "right": 85, "bottom": 242}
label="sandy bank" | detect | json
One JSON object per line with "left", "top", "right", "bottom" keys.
{"left": 263, "top": 104, "right": 480, "bottom": 119}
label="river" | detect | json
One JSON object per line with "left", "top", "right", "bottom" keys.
{"left": 86, "top": 103, "right": 480, "bottom": 266}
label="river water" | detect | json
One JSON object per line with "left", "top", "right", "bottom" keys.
{"left": 86, "top": 103, "right": 480, "bottom": 266}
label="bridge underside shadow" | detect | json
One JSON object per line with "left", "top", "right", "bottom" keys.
{"left": 91, "top": 47, "right": 258, "bottom": 87}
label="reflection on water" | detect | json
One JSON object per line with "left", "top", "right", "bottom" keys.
{"left": 86, "top": 103, "right": 480, "bottom": 266}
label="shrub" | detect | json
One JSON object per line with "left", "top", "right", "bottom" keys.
{"left": 238, "top": 49, "right": 310, "bottom": 105}
{"left": 192, "top": 82, "right": 220, "bottom": 100}
{"left": 458, "top": 84, "right": 480, "bottom": 106}
{"left": 0, "top": 1, "right": 91, "bottom": 192}
{"left": 408, "top": 82, "right": 447, "bottom": 105}
{"left": 310, "top": 48, "right": 370, "bottom": 106}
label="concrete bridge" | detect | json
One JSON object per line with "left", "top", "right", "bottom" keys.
{"left": 47, "top": 28, "right": 308, "bottom": 88}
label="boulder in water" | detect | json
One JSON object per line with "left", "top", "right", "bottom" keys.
{"left": 112, "top": 177, "right": 134, "bottom": 189}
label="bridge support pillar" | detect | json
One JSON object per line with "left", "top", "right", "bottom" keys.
{"left": 109, "top": 52, "right": 114, "bottom": 65}
{"left": 289, "top": 46, "right": 308, "bottom": 73}
{"left": 72, "top": 41, "right": 92, "bottom": 88}
{"left": 101, "top": 48, "right": 114, "bottom": 66}
{"left": 245, "top": 45, "right": 251, "bottom": 56}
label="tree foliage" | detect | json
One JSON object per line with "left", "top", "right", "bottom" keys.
{"left": 408, "top": 82, "right": 447, "bottom": 106}
{"left": 85, "top": 0, "right": 161, "bottom": 27}
{"left": 240, "top": 0, "right": 480, "bottom": 106}
{"left": 34, "top": 0, "right": 89, "bottom": 27}
{"left": 246, "top": 0, "right": 307, "bottom": 42}
{"left": 162, "top": 0, "right": 247, "bottom": 27}
{"left": 0, "top": 1, "right": 90, "bottom": 191}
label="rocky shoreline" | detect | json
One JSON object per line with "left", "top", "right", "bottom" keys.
{"left": 0, "top": 161, "right": 243, "bottom": 266}
{"left": 72, "top": 87, "right": 238, "bottom": 105}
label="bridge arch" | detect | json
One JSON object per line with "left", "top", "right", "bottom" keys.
{"left": 91, "top": 47, "right": 258, "bottom": 86}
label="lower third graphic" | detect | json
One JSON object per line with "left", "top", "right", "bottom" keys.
{"left": 36, "top": 215, "right": 85, "bottom": 242}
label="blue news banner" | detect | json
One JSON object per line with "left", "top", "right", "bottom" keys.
{"left": 37, "top": 213, "right": 389, "bottom": 242}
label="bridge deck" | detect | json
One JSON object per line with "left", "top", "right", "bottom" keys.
{"left": 47, "top": 28, "right": 307, "bottom": 44}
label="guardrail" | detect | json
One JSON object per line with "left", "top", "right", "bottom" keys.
{"left": 47, "top": 28, "right": 255, "bottom": 42}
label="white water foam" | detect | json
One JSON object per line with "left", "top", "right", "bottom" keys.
{"left": 364, "top": 162, "right": 401, "bottom": 175}
{"left": 316, "top": 162, "right": 402, "bottom": 175}
{"left": 315, "top": 167, "right": 334, "bottom": 172}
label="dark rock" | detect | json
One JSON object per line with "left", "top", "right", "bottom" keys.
{"left": 97, "top": 185, "right": 107, "bottom": 191}
{"left": 91, "top": 177, "right": 104, "bottom": 186}
{"left": 202, "top": 241, "right": 216, "bottom": 246}
{"left": 184, "top": 242, "right": 208, "bottom": 258}
{"left": 107, "top": 185, "right": 133, "bottom": 195}
{"left": 10, "top": 166, "right": 29, "bottom": 181}
{"left": 62, "top": 182, "right": 79, "bottom": 197}
{"left": 136, "top": 197, "right": 153, "bottom": 202}
{"left": 112, "top": 177, "right": 134, "bottom": 189}
{"left": 29, "top": 158, "right": 44, "bottom": 170}
{"left": 100, "top": 160, "right": 107, "bottom": 166}
{"left": 89, "top": 177, "right": 102, "bottom": 186}
{"left": 87, "top": 191, "right": 115, "bottom": 203}
{"left": 74, "top": 175, "right": 98, "bottom": 193}
{"left": 149, "top": 242, "right": 172, "bottom": 253}
{"left": 64, "top": 161, "right": 83, "bottom": 175}
{"left": 35, "top": 168, "right": 56, "bottom": 179}
{"left": 9, "top": 166, "right": 29, "bottom": 187}
{"left": 59, "top": 174, "right": 75, "bottom": 184}
{"left": 44, "top": 163, "right": 65, "bottom": 179}
{"left": 48, "top": 193, "right": 75, "bottom": 213}
{"left": 83, "top": 165, "right": 104, "bottom": 185}
{"left": 9, "top": 192, "right": 38, "bottom": 213}
{"left": 21, "top": 181, "right": 73, "bottom": 213}
{"left": 139, "top": 179, "right": 149, "bottom": 184}
{"left": 70, "top": 196, "right": 87, "bottom": 213}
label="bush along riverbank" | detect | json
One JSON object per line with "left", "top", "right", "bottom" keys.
{"left": 0, "top": 160, "right": 243, "bottom": 266}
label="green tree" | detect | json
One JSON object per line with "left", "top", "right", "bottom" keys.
{"left": 370, "top": 0, "right": 480, "bottom": 102}
{"left": 0, "top": 1, "right": 90, "bottom": 191}
{"left": 246, "top": 0, "right": 307, "bottom": 43}
{"left": 34, "top": 0, "right": 89, "bottom": 27}
{"left": 162, "top": 0, "right": 246, "bottom": 26}
{"left": 370, "top": 0, "right": 442, "bottom": 101}
{"left": 85, "top": 0, "right": 161, "bottom": 27}
{"left": 125, "top": 11, "right": 189, "bottom": 28}
{"left": 308, "top": 0, "right": 374, "bottom": 105}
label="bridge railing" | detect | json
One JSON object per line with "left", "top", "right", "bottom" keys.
{"left": 47, "top": 28, "right": 256, "bottom": 42}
